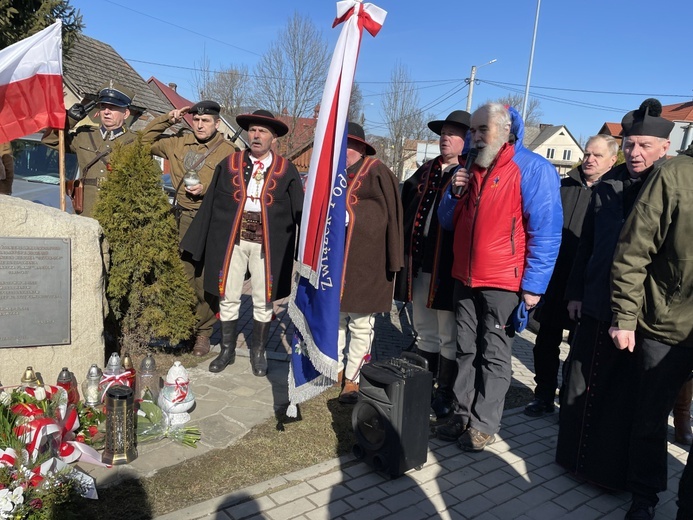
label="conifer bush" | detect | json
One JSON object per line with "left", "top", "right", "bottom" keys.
{"left": 94, "top": 135, "right": 196, "bottom": 353}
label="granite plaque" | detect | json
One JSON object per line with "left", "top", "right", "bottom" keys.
{"left": 0, "top": 238, "right": 71, "bottom": 347}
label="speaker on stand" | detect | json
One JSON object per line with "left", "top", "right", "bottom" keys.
{"left": 352, "top": 352, "right": 432, "bottom": 478}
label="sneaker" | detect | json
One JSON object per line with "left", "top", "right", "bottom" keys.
{"left": 625, "top": 501, "right": 655, "bottom": 520}
{"left": 435, "top": 415, "right": 467, "bottom": 441}
{"left": 523, "top": 398, "right": 555, "bottom": 417}
{"left": 458, "top": 427, "right": 495, "bottom": 452}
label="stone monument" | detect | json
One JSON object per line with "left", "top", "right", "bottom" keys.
{"left": 0, "top": 196, "right": 106, "bottom": 387}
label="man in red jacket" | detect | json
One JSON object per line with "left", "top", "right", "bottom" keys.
{"left": 435, "top": 103, "right": 562, "bottom": 451}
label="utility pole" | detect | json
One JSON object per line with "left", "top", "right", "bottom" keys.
{"left": 466, "top": 59, "right": 497, "bottom": 113}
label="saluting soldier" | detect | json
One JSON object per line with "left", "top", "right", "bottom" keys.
{"left": 140, "top": 100, "right": 237, "bottom": 356}
{"left": 43, "top": 82, "right": 137, "bottom": 217}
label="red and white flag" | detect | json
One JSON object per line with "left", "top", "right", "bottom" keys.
{"left": 0, "top": 20, "right": 65, "bottom": 144}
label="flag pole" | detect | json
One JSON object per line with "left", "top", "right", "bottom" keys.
{"left": 58, "top": 128, "right": 66, "bottom": 212}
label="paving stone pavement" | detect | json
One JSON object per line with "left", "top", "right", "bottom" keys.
{"left": 86, "top": 293, "right": 691, "bottom": 520}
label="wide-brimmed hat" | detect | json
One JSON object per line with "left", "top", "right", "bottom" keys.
{"left": 347, "top": 122, "right": 375, "bottom": 156}
{"left": 236, "top": 110, "right": 288, "bottom": 137}
{"left": 97, "top": 81, "right": 133, "bottom": 108}
{"left": 621, "top": 98, "right": 674, "bottom": 139}
{"left": 427, "top": 110, "right": 471, "bottom": 136}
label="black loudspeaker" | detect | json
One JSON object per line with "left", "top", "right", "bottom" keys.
{"left": 352, "top": 353, "right": 432, "bottom": 477}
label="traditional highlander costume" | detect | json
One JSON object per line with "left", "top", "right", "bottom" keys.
{"left": 394, "top": 110, "right": 471, "bottom": 421}
{"left": 42, "top": 83, "right": 137, "bottom": 217}
{"left": 337, "top": 123, "right": 403, "bottom": 404}
{"left": 140, "top": 100, "right": 237, "bottom": 355}
{"left": 181, "top": 110, "right": 304, "bottom": 376}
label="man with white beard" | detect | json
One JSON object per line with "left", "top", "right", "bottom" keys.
{"left": 435, "top": 103, "right": 562, "bottom": 451}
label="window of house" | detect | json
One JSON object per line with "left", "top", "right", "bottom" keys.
{"left": 563, "top": 149, "right": 572, "bottom": 161}
{"left": 546, "top": 148, "right": 555, "bottom": 159}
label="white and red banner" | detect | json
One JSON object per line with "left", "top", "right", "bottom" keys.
{"left": 287, "top": 1, "right": 386, "bottom": 416}
{"left": 0, "top": 20, "right": 65, "bottom": 144}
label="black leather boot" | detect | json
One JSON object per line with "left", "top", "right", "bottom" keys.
{"left": 209, "top": 320, "right": 237, "bottom": 373}
{"left": 431, "top": 356, "right": 458, "bottom": 421}
{"left": 250, "top": 320, "right": 270, "bottom": 377}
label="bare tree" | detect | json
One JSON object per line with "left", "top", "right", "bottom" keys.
{"left": 203, "top": 65, "right": 250, "bottom": 119}
{"left": 381, "top": 63, "right": 425, "bottom": 180}
{"left": 348, "top": 82, "right": 365, "bottom": 126}
{"left": 192, "top": 49, "right": 213, "bottom": 101}
{"left": 487, "top": 93, "right": 543, "bottom": 128}
{"left": 250, "top": 12, "right": 329, "bottom": 152}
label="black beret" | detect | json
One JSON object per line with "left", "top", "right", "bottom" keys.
{"left": 621, "top": 98, "right": 674, "bottom": 139}
{"left": 190, "top": 100, "right": 221, "bottom": 117}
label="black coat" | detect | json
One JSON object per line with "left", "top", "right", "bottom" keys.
{"left": 565, "top": 160, "right": 665, "bottom": 323}
{"left": 393, "top": 158, "right": 455, "bottom": 311}
{"left": 180, "top": 150, "right": 304, "bottom": 302}
{"left": 536, "top": 166, "right": 611, "bottom": 328}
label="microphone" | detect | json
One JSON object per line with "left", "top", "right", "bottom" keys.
{"left": 452, "top": 148, "right": 478, "bottom": 198}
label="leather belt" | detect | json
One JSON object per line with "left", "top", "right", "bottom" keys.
{"left": 81, "top": 177, "right": 105, "bottom": 187}
{"left": 240, "top": 211, "right": 263, "bottom": 243}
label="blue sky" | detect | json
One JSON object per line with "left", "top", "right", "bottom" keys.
{"left": 69, "top": 0, "right": 693, "bottom": 144}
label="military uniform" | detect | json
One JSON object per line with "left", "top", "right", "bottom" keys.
{"left": 140, "top": 102, "right": 237, "bottom": 346}
{"left": 42, "top": 83, "right": 137, "bottom": 217}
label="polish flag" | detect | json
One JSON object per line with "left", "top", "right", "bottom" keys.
{"left": 0, "top": 20, "right": 65, "bottom": 144}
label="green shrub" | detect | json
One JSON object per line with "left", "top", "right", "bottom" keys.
{"left": 94, "top": 135, "right": 196, "bottom": 353}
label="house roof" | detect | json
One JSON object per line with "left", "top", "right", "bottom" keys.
{"left": 62, "top": 35, "right": 172, "bottom": 115}
{"left": 147, "top": 77, "right": 195, "bottom": 127}
{"left": 661, "top": 101, "right": 693, "bottom": 122}
{"left": 599, "top": 122, "right": 623, "bottom": 137}
{"left": 523, "top": 126, "right": 541, "bottom": 146}
{"left": 275, "top": 114, "right": 318, "bottom": 171}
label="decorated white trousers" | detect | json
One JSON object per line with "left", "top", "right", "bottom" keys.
{"left": 338, "top": 312, "right": 375, "bottom": 382}
{"left": 219, "top": 240, "right": 273, "bottom": 322}
{"left": 412, "top": 272, "right": 457, "bottom": 360}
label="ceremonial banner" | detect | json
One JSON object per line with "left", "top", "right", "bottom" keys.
{"left": 287, "top": 1, "right": 386, "bottom": 416}
{"left": 0, "top": 20, "right": 65, "bottom": 143}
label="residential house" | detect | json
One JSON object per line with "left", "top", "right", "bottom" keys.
{"left": 597, "top": 122, "right": 623, "bottom": 147}
{"left": 61, "top": 35, "right": 172, "bottom": 130}
{"left": 524, "top": 124, "right": 583, "bottom": 176}
{"left": 598, "top": 100, "right": 693, "bottom": 155}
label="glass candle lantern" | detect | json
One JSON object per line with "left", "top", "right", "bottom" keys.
{"left": 81, "top": 364, "right": 102, "bottom": 406}
{"left": 137, "top": 352, "right": 158, "bottom": 402}
{"left": 21, "top": 366, "right": 39, "bottom": 389}
{"left": 56, "top": 367, "right": 79, "bottom": 405}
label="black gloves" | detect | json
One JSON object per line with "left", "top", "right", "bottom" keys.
{"left": 67, "top": 100, "right": 97, "bottom": 121}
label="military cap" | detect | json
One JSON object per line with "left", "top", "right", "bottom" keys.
{"left": 621, "top": 98, "right": 674, "bottom": 139}
{"left": 428, "top": 110, "right": 472, "bottom": 136}
{"left": 347, "top": 122, "right": 376, "bottom": 156}
{"left": 97, "top": 81, "right": 133, "bottom": 107}
{"left": 189, "top": 100, "right": 221, "bottom": 117}
{"left": 236, "top": 109, "right": 289, "bottom": 137}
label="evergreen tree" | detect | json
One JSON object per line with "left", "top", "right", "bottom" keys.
{"left": 0, "top": 0, "right": 84, "bottom": 56}
{"left": 94, "top": 136, "right": 197, "bottom": 353}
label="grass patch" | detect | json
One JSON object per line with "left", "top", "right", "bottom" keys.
{"left": 65, "top": 381, "right": 534, "bottom": 519}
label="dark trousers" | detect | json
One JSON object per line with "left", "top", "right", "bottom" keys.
{"left": 179, "top": 211, "right": 217, "bottom": 337}
{"left": 532, "top": 317, "right": 573, "bottom": 402}
{"left": 452, "top": 282, "right": 519, "bottom": 435}
{"left": 629, "top": 337, "right": 693, "bottom": 504}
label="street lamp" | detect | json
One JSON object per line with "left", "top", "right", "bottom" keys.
{"left": 522, "top": 0, "right": 541, "bottom": 121}
{"left": 466, "top": 59, "right": 497, "bottom": 113}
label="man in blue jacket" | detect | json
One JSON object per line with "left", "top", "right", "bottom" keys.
{"left": 435, "top": 103, "right": 562, "bottom": 451}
